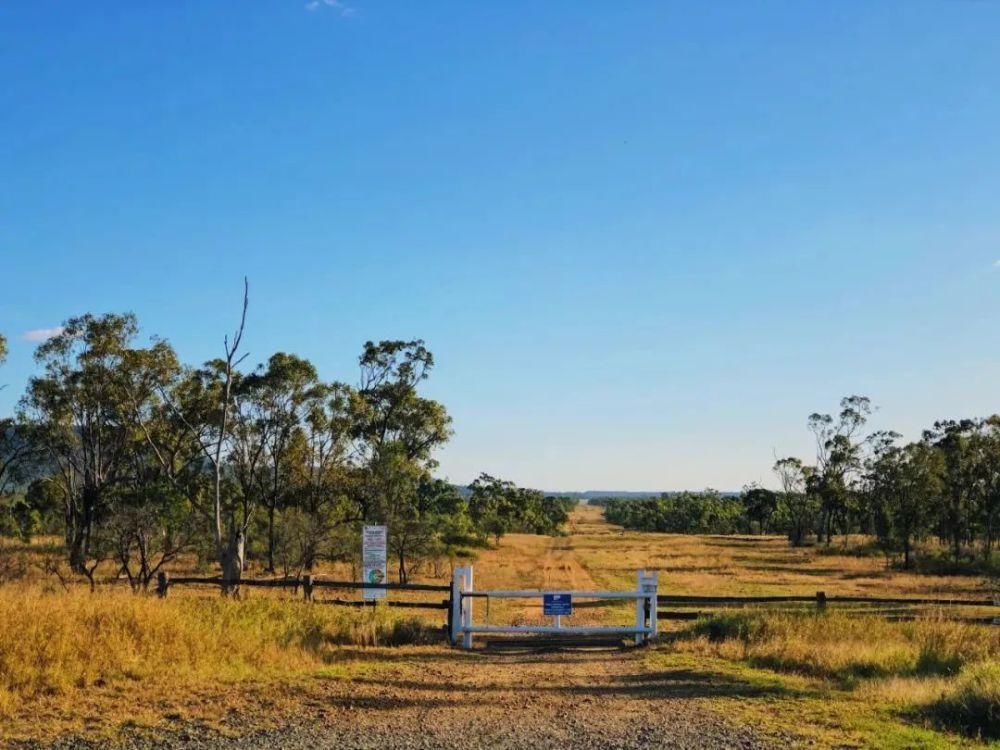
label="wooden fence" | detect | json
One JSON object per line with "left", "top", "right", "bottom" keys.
{"left": 150, "top": 572, "right": 999, "bottom": 646}
{"left": 155, "top": 572, "right": 454, "bottom": 626}
{"left": 657, "top": 591, "right": 999, "bottom": 625}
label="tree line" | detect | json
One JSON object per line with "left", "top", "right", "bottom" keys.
{"left": 771, "top": 396, "right": 1000, "bottom": 569}
{"left": 599, "top": 491, "right": 744, "bottom": 535}
{"left": 600, "top": 396, "right": 1000, "bottom": 571}
{"left": 0, "top": 286, "right": 571, "bottom": 592}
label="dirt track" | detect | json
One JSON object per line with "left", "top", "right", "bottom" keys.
{"left": 18, "top": 646, "right": 785, "bottom": 750}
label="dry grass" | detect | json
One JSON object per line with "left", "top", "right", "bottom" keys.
{"left": 0, "top": 585, "right": 434, "bottom": 720}
{"left": 675, "top": 611, "right": 999, "bottom": 682}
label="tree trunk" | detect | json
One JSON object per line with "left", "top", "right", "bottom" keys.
{"left": 398, "top": 549, "right": 407, "bottom": 585}
{"left": 903, "top": 536, "right": 911, "bottom": 569}
{"left": 790, "top": 522, "right": 803, "bottom": 547}
{"left": 68, "top": 488, "right": 98, "bottom": 574}
{"left": 68, "top": 525, "right": 88, "bottom": 575}
{"left": 951, "top": 492, "right": 963, "bottom": 563}
{"left": 220, "top": 528, "right": 245, "bottom": 597}
{"left": 266, "top": 503, "right": 276, "bottom": 574}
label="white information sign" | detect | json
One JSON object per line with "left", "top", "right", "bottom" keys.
{"left": 362, "top": 525, "right": 387, "bottom": 600}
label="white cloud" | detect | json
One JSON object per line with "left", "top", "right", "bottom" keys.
{"left": 305, "top": 0, "right": 354, "bottom": 15}
{"left": 994, "top": 259, "right": 1000, "bottom": 268}
{"left": 22, "top": 327, "right": 64, "bottom": 342}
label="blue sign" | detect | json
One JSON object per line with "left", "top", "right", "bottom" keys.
{"left": 543, "top": 593, "right": 572, "bottom": 616}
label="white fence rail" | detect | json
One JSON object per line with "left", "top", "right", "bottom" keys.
{"left": 449, "top": 565, "right": 658, "bottom": 649}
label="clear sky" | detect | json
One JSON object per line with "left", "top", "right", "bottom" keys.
{"left": 2, "top": 1, "right": 999, "bottom": 491}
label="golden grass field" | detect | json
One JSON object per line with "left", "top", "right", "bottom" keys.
{"left": 1, "top": 504, "right": 998, "bottom": 748}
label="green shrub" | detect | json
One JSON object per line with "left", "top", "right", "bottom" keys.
{"left": 386, "top": 617, "right": 440, "bottom": 646}
{"left": 692, "top": 611, "right": 766, "bottom": 644}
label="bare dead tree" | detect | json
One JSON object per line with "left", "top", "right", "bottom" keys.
{"left": 125, "top": 278, "right": 251, "bottom": 595}
{"left": 209, "top": 278, "right": 251, "bottom": 594}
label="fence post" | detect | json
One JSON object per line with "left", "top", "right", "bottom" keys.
{"left": 156, "top": 571, "right": 169, "bottom": 599}
{"left": 816, "top": 591, "right": 826, "bottom": 610}
{"left": 302, "top": 574, "right": 314, "bottom": 602}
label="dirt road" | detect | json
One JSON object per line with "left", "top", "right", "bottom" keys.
{"left": 19, "top": 647, "right": 782, "bottom": 750}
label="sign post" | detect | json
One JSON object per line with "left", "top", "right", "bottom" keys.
{"left": 543, "top": 593, "right": 572, "bottom": 629}
{"left": 362, "top": 525, "right": 387, "bottom": 600}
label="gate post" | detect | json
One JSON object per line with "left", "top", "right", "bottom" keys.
{"left": 635, "top": 570, "right": 658, "bottom": 645}
{"left": 635, "top": 570, "right": 646, "bottom": 645}
{"left": 461, "top": 565, "right": 475, "bottom": 650}
{"left": 645, "top": 571, "right": 659, "bottom": 642}
{"left": 449, "top": 567, "right": 463, "bottom": 646}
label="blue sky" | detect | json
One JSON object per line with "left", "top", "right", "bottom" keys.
{"left": 2, "top": 1, "right": 999, "bottom": 491}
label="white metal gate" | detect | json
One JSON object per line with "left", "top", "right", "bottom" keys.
{"left": 449, "top": 565, "right": 658, "bottom": 649}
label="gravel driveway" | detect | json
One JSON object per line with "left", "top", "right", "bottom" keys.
{"left": 12, "top": 647, "right": 792, "bottom": 750}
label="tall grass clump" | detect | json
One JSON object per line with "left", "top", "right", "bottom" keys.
{"left": 925, "top": 662, "right": 1000, "bottom": 740}
{"left": 0, "top": 586, "right": 433, "bottom": 715}
{"left": 679, "top": 610, "right": 998, "bottom": 683}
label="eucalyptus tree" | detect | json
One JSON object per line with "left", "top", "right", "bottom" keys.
{"left": 0, "top": 422, "right": 38, "bottom": 541}
{"left": 232, "top": 352, "right": 327, "bottom": 572}
{"left": 387, "top": 476, "right": 468, "bottom": 582}
{"left": 105, "top": 480, "right": 196, "bottom": 591}
{"left": 19, "top": 314, "right": 152, "bottom": 577}
{"left": 740, "top": 482, "right": 778, "bottom": 534}
{"left": 104, "top": 339, "right": 203, "bottom": 590}
{"left": 0, "top": 421, "right": 33, "bottom": 516}
{"left": 773, "top": 456, "right": 815, "bottom": 546}
{"left": 466, "top": 473, "right": 570, "bottom": 543}
{"left": 924, "top": 420, "right": 977, "bottom": 562}
{"left": 277, "top": 381, "right": 357, "bottom": 572}
{"left": 807, "top": 395, "right": 873, "bottom": 544}
{"left": 536, "top": 495, "right": 575, "bottom": 534}
{"left": 0, "top": 332, "right": 32, "bottom": 539}
{"left": 16, "top": 312, "right": 202, "bottom": 587}
{"left": 351, "top": 340, "right": 451, "bottom": 466}
{"left": 468, "top": 472, "right": 518, "bottom": 544}
{"left": 866, "top": 432, "right": 943, "bottom": 568}
{"left": 349, "top": 340, "right": 452, "bottom": 580}
{"left": 967, "top": 417, "right": 1000, "bottom": 559}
